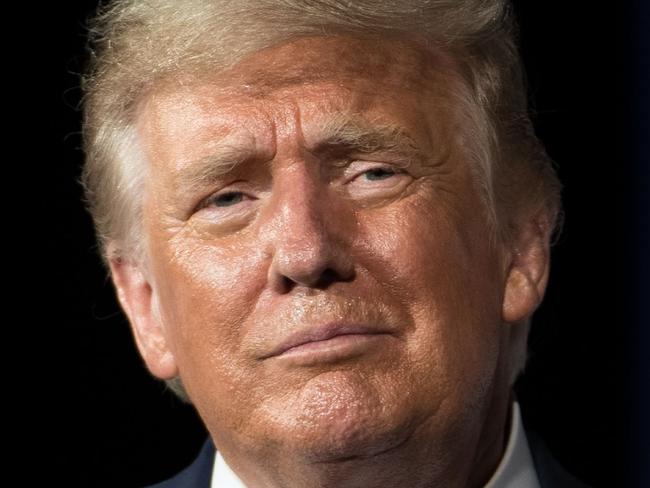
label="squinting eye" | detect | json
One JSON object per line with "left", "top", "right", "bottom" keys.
{"left": 211, "top": 191, "right": 245, "bottom": 207}
{"left": 362, "top": 168, "right": 397, "bottom": 181}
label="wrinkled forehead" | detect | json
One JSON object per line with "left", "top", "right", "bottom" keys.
{"left": 135, "top": 35, "right": 466, "bottom": 181}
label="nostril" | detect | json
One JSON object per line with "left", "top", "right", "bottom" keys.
{"left": 277, "top": 266, "right": 355, "bottom": 293}
{"left": 313, "top": 267, "right": 354, "bottom": 289}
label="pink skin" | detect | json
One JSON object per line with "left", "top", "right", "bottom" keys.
{"left": 110, "top": 36, "right": 550, "bottom": 488}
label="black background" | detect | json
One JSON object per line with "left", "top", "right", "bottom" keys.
{"left": 32, "top": 1, "right": 647, "bottom": 486}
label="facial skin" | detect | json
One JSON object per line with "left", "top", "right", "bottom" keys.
{"left": 110, "top": 36, "right": 549, "bottom": 488}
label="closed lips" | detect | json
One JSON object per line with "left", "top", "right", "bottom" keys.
{"left": 261, "top": 323, "right": 393, "bottom": 359}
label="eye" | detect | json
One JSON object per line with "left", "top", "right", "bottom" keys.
{"left": 209, "top": 191, "right": 246, "bottom": 207}
{"left": 361, "top": 167, "right": 398, "bottom": 181}
{"left": 342, "top": 162, "right": 412, "bottom": 202}
{"left": 347, "top": 163, "right": 405, "bottom": 185}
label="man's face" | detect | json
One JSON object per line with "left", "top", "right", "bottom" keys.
{"left": 128, "top": 37, "right": 514, "bottom": 465}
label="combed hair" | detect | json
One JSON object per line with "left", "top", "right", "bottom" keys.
{"left": 81, "top": 0, "right": 562, "bottom": 402}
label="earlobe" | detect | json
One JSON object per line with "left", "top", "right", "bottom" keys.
{"left": 108, "top": 250, "right": 179, "bottom": 380}
{"left": 502, "top": 218, "right": 552, "bottom": 324}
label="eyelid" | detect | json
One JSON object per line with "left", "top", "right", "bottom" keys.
{"left": 192, "top": 161, "right": 407, "bottom": 208}
{"left": 209, "top": 190, "right": 247, "bottom": 206}
{"left": 194, "top": 181, "right": 252, "bottom": 212}
{"left": 343, "top": 161, "right": 405, "bottom": 181}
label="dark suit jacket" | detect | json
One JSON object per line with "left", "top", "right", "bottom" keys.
{"left": 145, "top": 433, "right": 590, "bottom": 488}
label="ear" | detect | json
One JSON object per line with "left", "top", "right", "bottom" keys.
{"left": 502, "top": 216, "right": 552, "bottom": 324}
{"left": 108, "top": 249, "right": 179, "bottom": 380}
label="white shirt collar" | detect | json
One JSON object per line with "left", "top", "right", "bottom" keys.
{"left": 211, "top": 401, "right": 539, "bottom": 488}
{"left": 483, "top": 400, "right": 540, "bottom": 488}
{"left": 212, "top": 448, "right": 247, "bottom": 488}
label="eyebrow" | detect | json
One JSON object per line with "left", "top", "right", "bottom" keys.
{"left": 175, "top": 143, "right": 253, "bottom": 195}
{"left": 174, "top": 114, "right": 426, "bottom": 193}
{"left": 312, "top": 114, "right": 424, "bottom": 164}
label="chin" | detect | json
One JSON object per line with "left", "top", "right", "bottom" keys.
{"left": 300, "top": 423, "right": 416, "bottom": 464}
{"left": 257, "top": 370, "right": 423, "bottom": 463}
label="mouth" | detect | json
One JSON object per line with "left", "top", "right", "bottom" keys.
{"left": 261, "top": 324, "right": 394, "bottom": 366}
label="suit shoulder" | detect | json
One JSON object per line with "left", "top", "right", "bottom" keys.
{"left": 143, "top": 438, "right": 215, "bottom": 488}
{"left": 526, "top": 429, "right": 592, "bottom": 488}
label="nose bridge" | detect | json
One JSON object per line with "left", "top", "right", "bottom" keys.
{"left": 264, "top": 160, "right": 353, "bottom": 290}
{"left": 274, "top": 162, "right": 330, "bottom": 255}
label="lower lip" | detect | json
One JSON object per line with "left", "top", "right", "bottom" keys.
{"left": 272, "top": 333, "right": 391, "bottom": 366}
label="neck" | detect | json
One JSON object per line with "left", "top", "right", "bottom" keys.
{"left": 466, "top": 390, "right": 514, "bottom": 487}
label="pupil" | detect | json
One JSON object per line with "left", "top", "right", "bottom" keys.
{"left": 366, "top": 169, "right": 393, "bottom": 180}
{"left": 216, "top": 192, "right": 243, "bottom": 207}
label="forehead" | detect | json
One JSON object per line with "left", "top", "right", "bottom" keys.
{"left": 151, "top": 35, "right": 459, "bottom": 97}
{"left": 136, "top": 36, "right": 462, "bottom": 177}
{"left": 226, "top": 36, "right": 456, "bottom": 96}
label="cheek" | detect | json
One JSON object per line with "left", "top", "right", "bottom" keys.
{"left": 355, "top": 194, "right": 504, "bottom": 393}
{"left": 356, "top": 192, "right": 490, "bottom": 306}
{"left": 150, "top": 236, "right": 269, "bottom": 391}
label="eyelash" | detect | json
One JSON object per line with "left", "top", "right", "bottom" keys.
{"left": 359, "top": 167, "right": 399, "bottom": 181}
{"left": 208, "top": 191, "right": 248, "bottom": 208}
{"left": 203, "top": 164, "right": 404, "bottom": 210}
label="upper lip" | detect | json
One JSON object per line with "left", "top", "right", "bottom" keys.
{"left": 261, "top": 322, "right": 392, "bottom": 359}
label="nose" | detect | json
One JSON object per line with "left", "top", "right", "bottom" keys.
{"left": 265, "top": 166, "right": 355, "bottom": 292}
